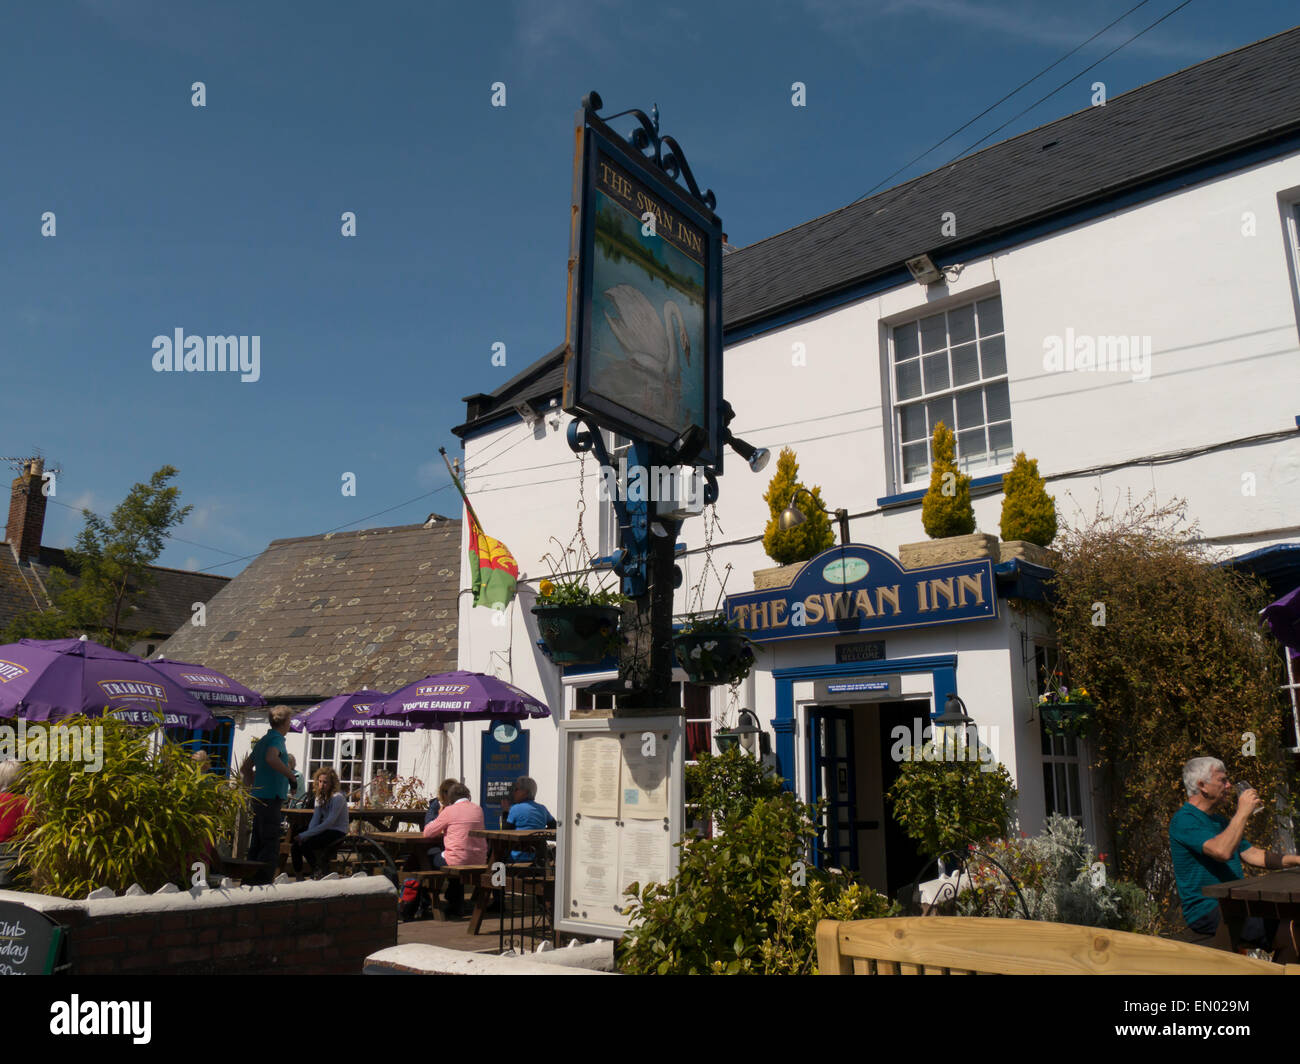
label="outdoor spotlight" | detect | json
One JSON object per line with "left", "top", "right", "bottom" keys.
{"left": 726, "top": 431, "right": 770, "bottom": 473}
{"left": 905, "top": 254, "right": 944, "bottom": 285}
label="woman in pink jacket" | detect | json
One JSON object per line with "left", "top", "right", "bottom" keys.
{"left": 421, "top": 781, "right": 487, "bottom": 916}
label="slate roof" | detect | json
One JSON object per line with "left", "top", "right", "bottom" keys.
{"left": 722, "top": 25, "right": 1300, "bottom": 330}
{"left": 155, "top": 521, "right": 461, "bottom": 702}
{"left": 0, "top": 541, "right": 230, "bottom": 639}
{"left": 453, "top": 26, "right": 1300, "bottom": 434}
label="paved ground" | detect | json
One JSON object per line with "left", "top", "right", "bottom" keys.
{"left": 397, "top": 912, "right": 502, "bottom": 953}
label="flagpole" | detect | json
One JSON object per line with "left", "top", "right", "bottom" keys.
{"left": 440, "top": 446, "right": 483, "bottom": 533}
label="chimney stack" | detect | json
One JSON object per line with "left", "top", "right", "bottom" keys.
{"left": 7, "top": 458, "right": 48, "bottom": 564}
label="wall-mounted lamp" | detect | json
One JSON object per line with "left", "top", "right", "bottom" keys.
{"left": 779, "top": 486, "right": 850, "bottom": 546}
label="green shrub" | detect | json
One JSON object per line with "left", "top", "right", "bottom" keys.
{"left": 920, "top": 421, "right": 975, "bottom": 538}
{"left": 999, "top": 451, "right": 1058, "bottom": 546}
{"left": 685, "top": 747, "right": 783, "bottom": 826}
{"left": 886, "top": 747, "right": 1016, "bottom": 856}
{"left": 619, "top": 791, "right": 894, "bottom": 974}
{"left": 13, "top": 716, "right": 247, "bottom": 897}
{"left": 761, "top": 447, "right": 835, "bottom": 565}
{"left": 956, "top": 815, "right": 1159, "bottom": 933}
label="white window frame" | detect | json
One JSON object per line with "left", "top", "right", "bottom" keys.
{"left": 307, "top": 730, "right": 402, "bottom": 802}
{"left": 1033, "top": 642, "right": 1093, "bottom": 845}
{"left": 597, "top": 431, "right": 633, "bottom": 560}
{"left": 887, "top": 295, "right": 1014, "bottom": 489}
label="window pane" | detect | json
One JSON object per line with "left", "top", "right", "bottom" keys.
{"left": 951, "top": 342, "right": 980, "bottom": 385}
{"left": 926, "top": 396, "right": 954, "bottom": 437}
{"left": 948, "top": 304, "right": 976, "bottom": 345}
{"left": 1054, "top": 763, "right": 1068, "bottom": 808}
{"left": 894, "top": 322, "right": 919, "bottom": 361}
{"left": 956, "top": 389, "right": 984, "bottom": 429}
{"left": 895, "top": 359, "right": 922, "bottom": 400}
{"left": 899, "top": 403, "right": 926, "bottom": 443}
{"left": 985, "top": 380, "right": 1011, "bottom": 422}
{"left": 957, "top": 427, "right": 987, "bottom": 460}
{"left": 686, "top": 721, "right": 711, "bottom": 760}
{"left": 1043, "top": 764, "right": 1055, "bottom": 812}
{"left": 920, "top": 314, "right": 947, "bottom": 353}
{"left": 977, "top": 298, "right": 1003, "bottom": 336}
{"left": 988, "top": 421, "right": 1014, "bottom": 458}
{"left": 1066, "top": 762, "right": 1080, "bottom": 816}
{"left": 902, "top": 442, "right": 928, "bottom": 482}
{"left": 922, "top": 352, "right": 950, "bottom": 393}
{"left": 979, "top": 334, "right": 1007, "bottom": 377}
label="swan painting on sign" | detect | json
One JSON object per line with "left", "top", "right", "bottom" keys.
{"left": 588, "top": 185, "right": 706, "bottom": 437}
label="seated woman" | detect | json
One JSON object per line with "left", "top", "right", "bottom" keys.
{"left": 292, "top": 767, "right": 348, "bottom": 880}
{"left": 421, "top": 781, "right": 487, "bottom": 915}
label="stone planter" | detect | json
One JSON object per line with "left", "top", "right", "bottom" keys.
{"left": 752, "top": 562, "right": 804, "bottom": 590}
{"left": 899, "top": 533, "right": 1000, "bottom": 569}
{"left": 999, "top": 540, "right": 1059, "bottom": 568}
{"left": 531, "top": 604, "right": 622, "bottom": 665}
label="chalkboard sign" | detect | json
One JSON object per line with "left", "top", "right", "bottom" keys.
{"left": 0, "top": 901, "right": 65, "bottom": 975}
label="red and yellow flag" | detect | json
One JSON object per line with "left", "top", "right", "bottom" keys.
{"left": 466, "top": 508, "right": 518, "bottom": 609}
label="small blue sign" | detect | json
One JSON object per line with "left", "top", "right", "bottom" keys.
{"left": 826, "top": 681, "right": 890, "bottom": 694}
{"left": 480, "top": 726, "right": 530, "bottom": 831}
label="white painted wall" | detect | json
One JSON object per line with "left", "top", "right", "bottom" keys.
{"left": 446, "top": 151, "right": 1300, "bottom": 824}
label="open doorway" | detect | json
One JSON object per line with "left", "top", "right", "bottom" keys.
{"left": 808, "top": 700, "right": 930, "bottom": 898}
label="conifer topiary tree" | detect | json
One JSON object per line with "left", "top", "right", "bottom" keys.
{"left": 920, "top": 421, "right": 975, "bottom": 538}
{"left": 762, "top": 447, "right": 834, "bottom": 565}
{"left": 999, "top": 451, "right": 1058, "bottom": 546}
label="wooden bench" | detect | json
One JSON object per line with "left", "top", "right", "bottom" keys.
{"left": 815, "top": 917, "right": 1300, "bottom": 975}
{"left": 408, "top": 864, "right": 541, "bottom": 931}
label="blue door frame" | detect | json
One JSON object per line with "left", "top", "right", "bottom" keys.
{"left": 771, "top": 655, "right": 958, "bottom": 796}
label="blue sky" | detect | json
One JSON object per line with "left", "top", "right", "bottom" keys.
{"left": 2, "top": 0, "right": 1295, "bottom": 576}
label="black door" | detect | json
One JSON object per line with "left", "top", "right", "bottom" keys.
{"left": 877, "top": 701, "right": 931, "bottom": 897}
{"left": 808, "top": 706, "right": 857, "bottom": 870}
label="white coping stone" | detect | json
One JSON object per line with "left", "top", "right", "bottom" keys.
{"left": 155, "top": 884, "right": 181, "bottom": 894}
{"left": 87, "top": 887, "right": 116, "bottom": 900}
{"left": 0, "top": 876, "right": 396, "bottom": 918}
{"left": 364, "top": 944, "right": 613, "bottom": 976}
{"left": 273, "top": 873, "right": 294, "bottom": 886}
{"left": 124, "top": 884, "right": 146, "bottom": 897}
{"left": 523, "top": 941, "right": 615, "bottom": 970}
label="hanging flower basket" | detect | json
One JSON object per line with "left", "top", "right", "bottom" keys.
{"left": 532, "top": 604, "right": 623, "bottom": 665}
{"left": 1038, "top": 695, "right": 1096, "bottom": 738}
{"left": 672, "top": 629, "right": 758, "bottom": 686}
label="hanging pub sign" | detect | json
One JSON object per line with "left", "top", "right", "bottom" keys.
{"left": 725, "top": 545, "right": 998, "bottom": 645}
{"left": 562, "top": 92, "right": 725, "bottom": 467}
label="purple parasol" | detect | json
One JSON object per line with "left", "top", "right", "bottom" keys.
{"left": 289, "top": 690, "right": 438, "bottom": 734}
{"left": 149, "top": 657, "right": 267, "bottom": 709}
{"left": 0, "top": 637, "right": 217, "bottom": 729}
{"left": 1262, "top": 585, "right": 1300, "bottom": 660}
{"left": 374, "top": 671, "right": 550, "bottom": 724}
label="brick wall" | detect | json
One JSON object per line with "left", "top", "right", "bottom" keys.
{"left": 0, "top": 877, "right": 397, "bottom": 975}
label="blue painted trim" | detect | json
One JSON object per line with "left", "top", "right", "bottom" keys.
{"left": 772, "top": 654, "right": 958, "bottom": 793}
{"left": 1295, "top": 415, "right": 1299, "bottom": 428}
{"left": 877, "top": 472, "right": 1004, "bottom": 509}
{"left": 724, "top": 131, "right": 1300, "bottom": 344}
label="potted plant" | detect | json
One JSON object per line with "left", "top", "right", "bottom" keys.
{"left": 531, "top": 540, "right": 627, "bottom": 665}
{"left": 672, "top": 613, "right": 759, "bottom": 686}
{"left": 1038, "top": 678, "right": 1096, "bottom": 738}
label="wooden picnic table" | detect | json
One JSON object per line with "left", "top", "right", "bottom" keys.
{"left": 366, "top": 830, "right": 442, "bottom": 871}
{"left": 282, "top": 806, "right": 425, "bottom": 833}
{"left": 469, "top": 828, "right": 556, "bottom": 864}
{"left": 465, "top": 829, "right": 557, "bottom": 936}
{"left": 1203, "top": 868, "right": 1300, "bottom": 923}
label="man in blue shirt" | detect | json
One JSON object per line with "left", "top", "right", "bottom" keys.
{"left": 247, "top": 706, "right": 298, "bottom": 883}
{"left": 1169, "top": 756, "right": 1300, "bottom": 954}
{"left": 504, "top": 776, "right": 556, "bottom": 863}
